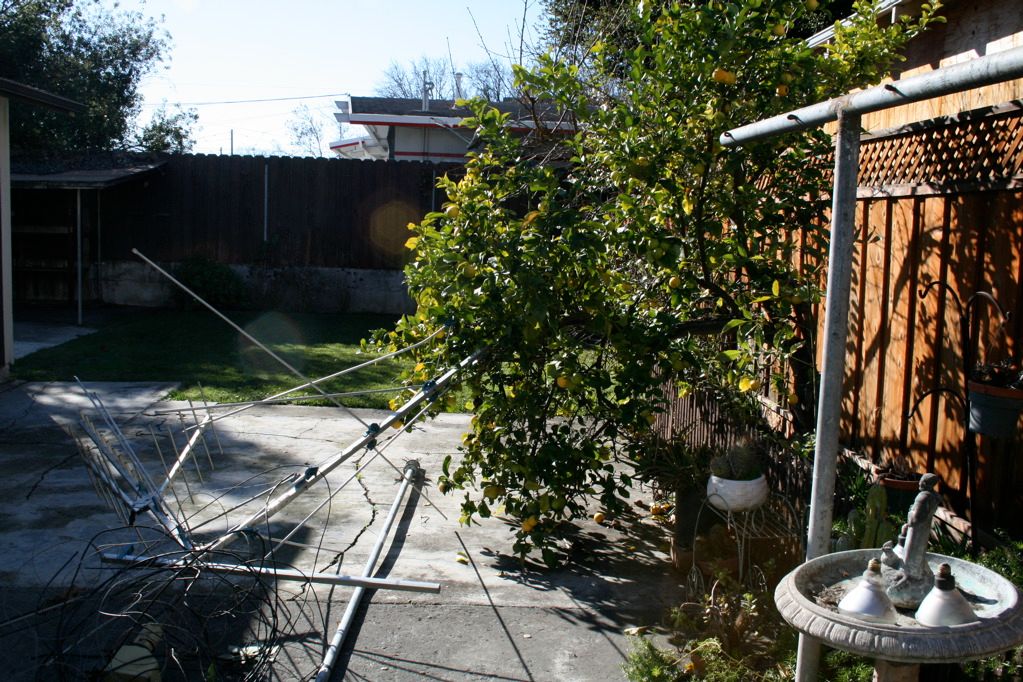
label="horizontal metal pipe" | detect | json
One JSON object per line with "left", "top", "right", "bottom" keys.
{"left": 721, "top": 46, "right": 1023, "bottom": 147}
{"left": 100, "top": 552, "right": 441, "bottom": 593}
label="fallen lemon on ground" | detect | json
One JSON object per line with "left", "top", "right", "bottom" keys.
{"left": 593, "top": 512, "right": 606, "bottom": 524}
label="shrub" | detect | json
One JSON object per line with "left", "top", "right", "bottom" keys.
{"left": 173, "top": 255, "right": 247, "bottom": 309}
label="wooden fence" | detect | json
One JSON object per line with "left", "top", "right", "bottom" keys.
{"left": 657, "top": 103, "right": 1023, "bottom": 534}
{"left": 99, "top": 154, "right": 454, "bottom": 270}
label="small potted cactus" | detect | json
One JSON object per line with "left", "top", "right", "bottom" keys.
{"left": 706, "top": 443, "right": 768, "bottom": 512}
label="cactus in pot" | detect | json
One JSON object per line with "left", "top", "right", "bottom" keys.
{"left": 706, "top": 444, "right": 768, "bottom": 512}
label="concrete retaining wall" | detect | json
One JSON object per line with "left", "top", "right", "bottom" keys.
{"left": 96, "top": 261, "right": 415, "bottom": 314}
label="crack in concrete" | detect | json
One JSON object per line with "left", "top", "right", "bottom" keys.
{"left": 0, "top": 400, "right": 39, "bottom": 434}
{"left": 318, "top": 450, "right": 379, "bottom": 573}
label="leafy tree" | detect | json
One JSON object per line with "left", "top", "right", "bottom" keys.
{"left": 382, "top": 0, "right": 943, "bottom": 564}
{"left": 135, "top": 104, "right": 197, "bottom": 153}
{"left": 0, "top": 0, "right": 174, "bottom": 155}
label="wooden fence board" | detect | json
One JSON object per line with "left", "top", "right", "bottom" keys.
{"left": 840, "top": 202, "right": 869, "bottom": 440}
{"left": 879, "top": 198, "right": 917, "bottom": 464}
{"left": 858, "top": 199, "right": 890, "bottom": 453}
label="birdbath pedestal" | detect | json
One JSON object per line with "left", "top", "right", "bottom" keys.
{"left": 775, "top": 549, "right": 1023, "bottom": 681}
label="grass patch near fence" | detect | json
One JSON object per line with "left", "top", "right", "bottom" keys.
{"left": 12, "top": 309, "right": 459, "bottom": 410}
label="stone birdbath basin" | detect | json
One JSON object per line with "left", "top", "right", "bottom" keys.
{"left": 775, "top": 548, "right": 1023, "bottom": 680}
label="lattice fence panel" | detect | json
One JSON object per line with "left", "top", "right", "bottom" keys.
{"left": 857, "top": 107, "right": 1023, "bottom": 189}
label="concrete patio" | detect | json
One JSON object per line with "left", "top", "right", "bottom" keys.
{"left": 0, "top": 380, "right": 686, "bottom": 681}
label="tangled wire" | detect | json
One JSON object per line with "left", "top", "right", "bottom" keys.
{"left": 0, "top": 523, "right": 347, "bottom": 681}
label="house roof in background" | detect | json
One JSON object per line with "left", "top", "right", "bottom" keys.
{"left": 347, "top": 96, "right": 536, "bottom": 119}
{"left": 347, "top": 94, "right": 564, "bottom": 124}
{"left": 0, "top": 77, "right": 84, "bottom": 113}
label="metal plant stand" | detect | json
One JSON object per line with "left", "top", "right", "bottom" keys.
{"left": 686, "top": 493, "right": 803, "bottom": 598}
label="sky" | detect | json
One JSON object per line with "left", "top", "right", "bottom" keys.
{"left": 117, "top": 0, "right": 543, "bottom": 156}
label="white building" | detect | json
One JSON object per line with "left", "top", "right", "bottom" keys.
{"left": 330, "top": 95, "right": 562, "bottom": 163}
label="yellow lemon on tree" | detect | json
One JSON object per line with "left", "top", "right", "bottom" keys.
{"left": 712, "top": 67, "right": 736, "bottom": 85}
{"left": 522, "top": 516, "right": 539, "bottom": 533}
{"left": 556, "top": 375, "right": 572, "bottom": 389}
{"left": 444, "top": 204, "right": 460, "bottom": 219}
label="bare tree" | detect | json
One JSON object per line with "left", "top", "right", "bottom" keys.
{"left": 286, "top": 104, "right": 336, "bottom": 157}
{"left": 376, "top": 56, "right": 455, "bottom": 99}
{"left": 375, "top": 55, "right": 518, "bottom": 102}
{"left": 464, "top": 60, "right": 515, "bottom": 101}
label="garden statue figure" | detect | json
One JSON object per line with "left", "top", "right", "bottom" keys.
{"left": 903, "top": 474, "right": 941, "bottom": 578}
{"left": 885, "top": 473, "right": 941, "bottom": 608}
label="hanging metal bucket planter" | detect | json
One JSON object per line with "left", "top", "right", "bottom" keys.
{"left": 968, "top": 380, "right": 1023, "bottom": 438}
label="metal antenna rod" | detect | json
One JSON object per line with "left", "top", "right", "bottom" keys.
{"left": 202, "top": 352, "right": 477, "bottom": 554}
{"left": 165, "top": 329, "right": 443, "bottom": 427}
{"left": 131, "top": 248, "right": 371, "bottom": 429}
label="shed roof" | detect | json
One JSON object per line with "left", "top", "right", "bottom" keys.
{"left": 12, "top": 161, "right": 165, "bottom": 189}
{"left": 0, "top": 76, "right": 84, "bottom": 112}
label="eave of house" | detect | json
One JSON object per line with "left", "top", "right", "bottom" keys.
{"left": 805, "top": 0, "right": 908, "bottom": 48}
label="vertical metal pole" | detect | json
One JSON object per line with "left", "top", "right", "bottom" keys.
{"left": 315, "top": 461, "right": 422, "bottom": 682}
{"left": 96, "top": 191, "right": 102, "bottom": 302}
{"left": 263, "top": 161, "right": 269, "bottom": 242}
{"left": 0, "top": 96, "right": 12, "bottom": 372}
{"left": 795, "top": 109, "right": 862, "bottom": 682}
{"left": 76, "top": 188, "right": 82, "bottom": 326}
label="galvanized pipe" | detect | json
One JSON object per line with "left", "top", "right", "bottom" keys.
{"left": 315, "top": 460, "right": 423, "bottom": 682}
{"left": 721, "top": 45, "right": 1023, "bottom": 147}
{"left": 795, "top": 110, "right": 862, "bottom": 682}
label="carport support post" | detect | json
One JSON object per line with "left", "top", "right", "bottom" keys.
{"left": 76, "top": 188, "right": 82, "bottom": 326}
{"left": 796, "top": 109, "right": 862, "bottom": 681}
{"left": 0, "top": 96, "right": 11, "bottom": 372}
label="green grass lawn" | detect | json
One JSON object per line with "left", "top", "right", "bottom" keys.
{"left": 12, "top": 309, "right": 421, "bottom": 410}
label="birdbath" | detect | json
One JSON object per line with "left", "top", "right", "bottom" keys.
{"left": 775, "top": 548, "right": 1023, "bottom": 681}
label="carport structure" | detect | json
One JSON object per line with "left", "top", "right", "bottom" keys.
{"left": 11, "top": 161, "right": 164, "bottom": 324}
{"left": 0, "top": 77, "right": 83, "bottom": 376}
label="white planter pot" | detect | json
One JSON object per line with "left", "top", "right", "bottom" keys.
{"left": 706, "top": 474, "right": 768, "bottom": 512}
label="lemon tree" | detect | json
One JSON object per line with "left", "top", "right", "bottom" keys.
{"left": 381, "top": 0, "right": 942, "bottom": 564}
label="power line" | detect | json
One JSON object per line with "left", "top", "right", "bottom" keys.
{"left": 144, "top": 92, "right": 349, "bottom": 107}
